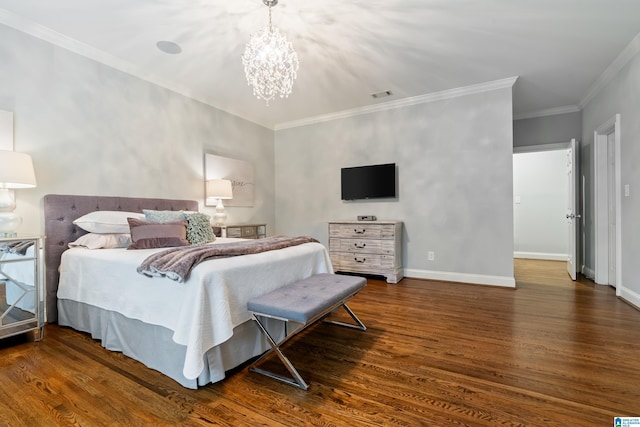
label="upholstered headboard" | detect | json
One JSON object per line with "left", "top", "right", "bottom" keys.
{"left": 43, "top": 194, "right": 199, "bottom": 323}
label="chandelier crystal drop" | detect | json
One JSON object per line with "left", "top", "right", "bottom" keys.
{"left": 242, "top": 0, "right": 299, "bottom": 105}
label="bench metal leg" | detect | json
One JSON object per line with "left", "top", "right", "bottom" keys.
{"left": 249, "top": 315, "right": 309, "bottom": 390}
{"left": 249, "top": 302, "right": 366, "bottom": 390}
{"left": 324, "top": 303, "right": 367, "bottom": 331}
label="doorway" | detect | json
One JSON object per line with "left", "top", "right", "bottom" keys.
{"left": 593, "top": 114, "right": 621, "bottom": 294}
{"left": 513, "top": 141, "right": 578, "bottom": 280}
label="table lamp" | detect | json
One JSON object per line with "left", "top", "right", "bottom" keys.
{"left": 206, "top": 179, "right": 233, "bottom": 226}
{"left": 0, "top": 150, "right": 37, "bottom": 236}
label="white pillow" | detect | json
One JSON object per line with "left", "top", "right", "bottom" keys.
{"left": 73, "top": 211, "right": 145, "bottom": 234}
{"left": 69, "top": 233, "right": 132, "bottom": 249}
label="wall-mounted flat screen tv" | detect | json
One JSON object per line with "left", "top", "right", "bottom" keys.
{"left": 341, "top": 163, "right": 396, "bottom": 201}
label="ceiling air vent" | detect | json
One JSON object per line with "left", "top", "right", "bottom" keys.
{"left": 371, "top": 90, "right": 392, "bottom": 99}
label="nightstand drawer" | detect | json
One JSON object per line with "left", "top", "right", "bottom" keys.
{"left": 226, "top": 226, "right": 243, "bottom": 238}
{"left": 242, "top": 226, "right": 257, "bottom": 238}
{"left": 221, "top": 224, "right": 267, "bottom": 239}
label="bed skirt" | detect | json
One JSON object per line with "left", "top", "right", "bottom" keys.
{"left": 57, "top": 299, "right": 285, "bottom": 389}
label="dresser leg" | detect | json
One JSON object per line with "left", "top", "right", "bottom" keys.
{"left": 385, "top": 271, "right": 403, "bottom": 284}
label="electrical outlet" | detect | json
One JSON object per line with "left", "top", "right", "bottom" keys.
{"left": 428, "top": 251, "right": 435, "bottom": 261}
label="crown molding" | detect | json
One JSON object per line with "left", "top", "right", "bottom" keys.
{"left": 275, "top": 76, "right": 519, "bottom": 131}
{"left": 513, "top": 105, "right": 581, "bottom": 121}
{"left": 579, "top": 31, "right": 640, "bottom": 109}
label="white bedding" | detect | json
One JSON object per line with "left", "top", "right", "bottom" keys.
{"left": 58, "top": 238, "right": 333, "bottom": 379}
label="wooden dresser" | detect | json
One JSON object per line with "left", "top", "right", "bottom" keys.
{"left": 329, "top": 220, "right": 403, "bottom": 283}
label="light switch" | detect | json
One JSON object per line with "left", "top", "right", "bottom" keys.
{"left": 624, "top": 184, "right": 630, "bottom": 197}
{"left": 515, "top": 195, "right": 521, "bottom": 204}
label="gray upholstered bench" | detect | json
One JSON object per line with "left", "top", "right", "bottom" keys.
{"left": 247, "top": 273, "right": 367, "bottom": 390}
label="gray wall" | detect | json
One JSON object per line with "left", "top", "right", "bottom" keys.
{"left": 581, "top": 47, "right": 640, "bottom": 306}
{"left": 1, "top": 22, "right": 517, "bottom": 287}
{"left": 0, "top": 24, "right": 275, "bottom": 235}
{"left": 274, "top": 88, "right": 515, "bottom": 285}
{"left": 513, "top": 111, "right": 581, "bottom": 148}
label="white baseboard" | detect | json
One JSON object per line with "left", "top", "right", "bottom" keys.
{"left": 404, "top": 268, "right": 515, "bottom": 288}
{"left": 619, "top": 286, "right": 640, "bottom": 311}
{"left": 514, "top": 251, "right": 567, "bottom": 261}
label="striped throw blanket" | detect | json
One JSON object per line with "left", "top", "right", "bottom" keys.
{"left": 137, "top": 235, "right": 319, "bottom": 283}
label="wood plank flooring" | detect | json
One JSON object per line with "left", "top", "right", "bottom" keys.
{"left": 1, "top": 259, "right": 639, "bottom": 426}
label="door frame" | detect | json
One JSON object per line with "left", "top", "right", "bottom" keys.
{"left": 513, "top": 141, "right": 578, "bottom": 270}
{"left": 566, "top": 138, "right": 578, "bottom": 280}
{"left": 593, "top": 114, "right": 621, "bottom": 294}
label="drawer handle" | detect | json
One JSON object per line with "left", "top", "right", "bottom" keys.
{"left": 354, "top": 243, "right": 366, "bottom": 249}
{"left": 354, "top": 228, "right": 366, "bottom": 234}
{"left": 354, "top": 257, "right": 366, "bottom": 263}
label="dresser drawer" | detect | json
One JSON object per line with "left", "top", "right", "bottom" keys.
{"left": 329, "top": 223, "right": 395, "bottom": 239}
{"left": 330, "top": 238, "right": 394, "bottom": 255}
{"left": 331, "top": 252, "right": 396, "bottom": 271}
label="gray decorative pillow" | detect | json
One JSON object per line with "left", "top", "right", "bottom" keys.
{"left": 184, "top": 212, "right": 216, "bottom": 245}
{"left": 143, "top": 209, "right": 186, "bottom": 223}
{"left": 143, "top": 209, "right": 215, "bottom": 245}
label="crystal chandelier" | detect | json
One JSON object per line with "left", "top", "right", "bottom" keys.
{"left": 242, "top": 0, "right": 299, "bottom": 105}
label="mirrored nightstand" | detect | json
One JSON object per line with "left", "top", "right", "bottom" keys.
{"left": 213, "top": 224, "right": 266, "bottom": 239}
{"left": 0, "top": 235, "right": 45, "bottom": 341}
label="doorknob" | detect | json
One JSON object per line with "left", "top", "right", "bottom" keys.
{"left": 566, "top": 213, "right": 582, "bottom": 219}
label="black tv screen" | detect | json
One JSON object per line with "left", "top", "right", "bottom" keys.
{"left": 341, "top": 163, "right": 396, "bottom": 200}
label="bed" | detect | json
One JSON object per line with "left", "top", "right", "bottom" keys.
{"left": 44, "top": 194, "right": 333, "bottom": 388}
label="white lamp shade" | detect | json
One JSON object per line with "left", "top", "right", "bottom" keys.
{"left": 206, "top": 179, "right": 233, "bottom": 200}
{"left": 0, "top": 150, "right": 37, "bottom": 188}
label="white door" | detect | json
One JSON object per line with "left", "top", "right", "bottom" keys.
{"left": 607, "top": 132, "right": 617, "bottom": 287}
{"left": 566, "top": 139, "right": 578, "bottom": 280}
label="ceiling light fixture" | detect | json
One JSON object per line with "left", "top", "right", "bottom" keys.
{"left": 241, "top": 0, "right": 299, "bottom": 105}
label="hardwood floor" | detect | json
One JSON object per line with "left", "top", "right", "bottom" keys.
{"left": 1, "top": 259, "right": 639, "bottom": 426}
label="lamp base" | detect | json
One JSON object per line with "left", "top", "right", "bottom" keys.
{"left": 213, "top": 212, "right": 227, "bottom": 226}
{"left": 213, "top": 198, "right": 228, "bottom": 226}
{"left": 0, "top": 211, "right": 21, "bottom": 236}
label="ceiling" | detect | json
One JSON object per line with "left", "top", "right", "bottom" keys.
{"left": 1, "top": 0, "right": 640, "bottom": 129}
